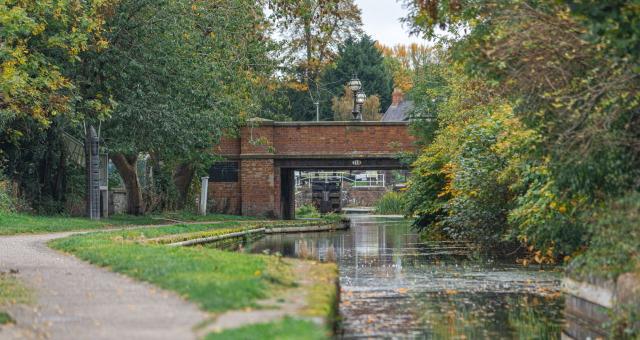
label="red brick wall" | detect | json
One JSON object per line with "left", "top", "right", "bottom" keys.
{"left": 214, "top": 136, "right": 241, "bottom": 156}
{"left": 240, "top": 123, "right": 275, "bottom": 155}
{"left": 240, "top": 159, "right": 277, "bottom": 217}
{"left": 213, "top": 122, "right": 416, "bottom": 157}
{"left": 208, "top": 182, "right": 241, "bottom": 215}
{"left": 272, "top": 123, "right": 416, "bottom": 155}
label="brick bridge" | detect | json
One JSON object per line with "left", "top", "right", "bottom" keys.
{"left": 208, "top": 119, "right": 417, "bottom": 219}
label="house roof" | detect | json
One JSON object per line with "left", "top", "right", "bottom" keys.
{"left": 381, "top": 100, "right": 414, "bottom": 122}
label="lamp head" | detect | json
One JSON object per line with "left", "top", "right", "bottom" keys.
{"left": 348, "top": 77, "right": 362, "bottom": 92}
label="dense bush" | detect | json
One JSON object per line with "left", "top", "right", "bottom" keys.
{"left": 0, "top": 179, "right": 15, "bottom": 213}
{"left": 569, "top": 192, "right": 640, "bottom": 281}
{"left": 403, "top": 1, "right": 640, "bottom": 266}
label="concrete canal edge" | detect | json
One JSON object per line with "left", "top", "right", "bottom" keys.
{"left": 167, "top": 228, "right": 266, "bottom": 247}
{"left": 562, "top": 273, "right": 640, "bottom": 339}
{"left": 264, "top": 222, "right": 349, "bottom": 234}
{"left": 167, "top": 219, "right": 350, "bottom": 247}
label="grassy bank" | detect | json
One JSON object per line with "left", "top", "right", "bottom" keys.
{"left": 0, "top": 211, "right": 255, "bottom": 235}
{"left": 49, "top": 222, "right": 337, "bottom": 337}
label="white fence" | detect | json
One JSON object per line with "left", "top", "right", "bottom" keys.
{"left": 295, "top": 171, "right": 385, "bottom": 188}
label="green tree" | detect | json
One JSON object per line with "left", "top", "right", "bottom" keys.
{"left": 0, "top": 0, "right": 112, "bottom": 213}
{"left": 78, "top": 0, "right": 275, "bottom": 214}
{"left": 321, "top": 36, "right": 393, "bottom": 120}
{"left": 268, "top": 0, "right": 362, "bottom": 121}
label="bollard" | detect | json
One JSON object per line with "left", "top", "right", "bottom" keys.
{"left": 199, "top": 176, "right": 209, "bottom": 215}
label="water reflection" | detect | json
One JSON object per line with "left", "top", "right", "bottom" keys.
{"left": 244, "top": 216, "right": 564, "bottom": 338}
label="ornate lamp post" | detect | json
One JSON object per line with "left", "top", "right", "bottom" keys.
{"left": 348, "top": 76, "right": 365, "bottom": 121}
{"left": 355, "top": 91, "right": 366, "bottom": 120}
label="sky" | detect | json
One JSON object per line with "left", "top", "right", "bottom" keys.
{"left": 355, "top": 0, "right": 430, "bottom": 47}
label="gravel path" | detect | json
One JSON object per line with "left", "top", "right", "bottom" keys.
{"left": 0, "top": 233, "right": 208, "bottom": 340}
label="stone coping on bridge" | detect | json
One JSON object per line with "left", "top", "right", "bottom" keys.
{"left": 221, "top": 153, "right": 406, "bottom": 159}
{"left": 246, "top": 118, "right": 410, "bottom": 127}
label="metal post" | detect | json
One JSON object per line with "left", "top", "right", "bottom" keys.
{"left": 199, "top": 176, "right": 209, "bottom": 216}
{"left": 86, "top": 126, "right": 100, "bottom": 220}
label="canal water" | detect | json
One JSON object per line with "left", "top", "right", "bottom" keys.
{"left": 243, "top": 216, "right": 565, "bottom": 339}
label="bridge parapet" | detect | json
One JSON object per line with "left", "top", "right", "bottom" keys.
{"left": 217, "top": 119, "right": 417, "bottom": 158}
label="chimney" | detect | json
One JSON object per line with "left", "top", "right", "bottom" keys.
{"left": 392, "top": 88, "right": 404, "bottom": 106}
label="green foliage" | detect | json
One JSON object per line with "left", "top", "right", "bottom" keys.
{"left": 568, "top": 192, "right": 640, "bottom": 281}
{"left": 206, "top": 316, "right": 328, "bottom": 340}
{"left": 567, "top": 0, "right": 640, "bottom": 62}
{"left": 2, "top": 0, "right": 281, "bottom": 214}
{"left": 0, "top": 172, "right": 15, "bottom": 213}
{"left": 404, "top": 0, "right": 640, "bottom": 269}
{"left": 296, "top": 204, "right": 321, "bottom": 218}
{"left": 0, "top": 0, "right": 112, "bottom": 126}
{"left": 374, "top": 191, "right": 406, "bottom": 215}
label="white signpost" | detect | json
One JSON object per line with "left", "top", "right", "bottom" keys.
{"left": 199, "top": 176, "right": 209, "bottom": 216}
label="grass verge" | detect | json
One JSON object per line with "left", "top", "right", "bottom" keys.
{"left": 0, "top": 211, "right": 255, "bottom": 235}
{"left": 205, "top": 316, "right": 327, "bottom": 340}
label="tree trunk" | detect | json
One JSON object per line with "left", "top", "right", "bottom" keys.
{"left": 111, "top": 153, "right": 144, "bottom": 215}
{"left": 173, "top": 163, "right": 195, "bottom": 210}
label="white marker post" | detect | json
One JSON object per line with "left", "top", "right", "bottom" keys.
{"left": 199, "top": 176, "right": 209, "bottom": 216}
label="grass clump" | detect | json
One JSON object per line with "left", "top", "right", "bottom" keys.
{"left": 374, "top": 191, "right": 406, "bottom": 215}
{"left": 296, "top": 204, "right": 321, "bottom": 218}
{"left": 0, "top": 312, "right": 13, "bottom": 325}
{"left": 0, "top": 273, "right": 32, "bottom": 306}
{"left": 0, "top": 273, "right": 32, "bottom": 326}
{"left": 49, "top": 223, "right": 295, "bottom": 312}
{"left": 206, "top": 317, "right": 328, "bottom": 340}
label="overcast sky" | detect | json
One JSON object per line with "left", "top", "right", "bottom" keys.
{"left": 355, "top": 0, "right": 430, "bottom": 46}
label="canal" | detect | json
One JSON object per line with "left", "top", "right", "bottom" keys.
{"left": 244, "top": 216, "right": 565, "bottom": 338}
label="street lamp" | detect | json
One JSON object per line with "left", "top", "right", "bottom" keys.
{"left": 348, "top": 76, "right": 362, "bottom": 92}
{"left": 354, "top": 91, "right": 366, "bottom": 120}
{"left": 348, "top": 76, "right": 365, "bottom": 120}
